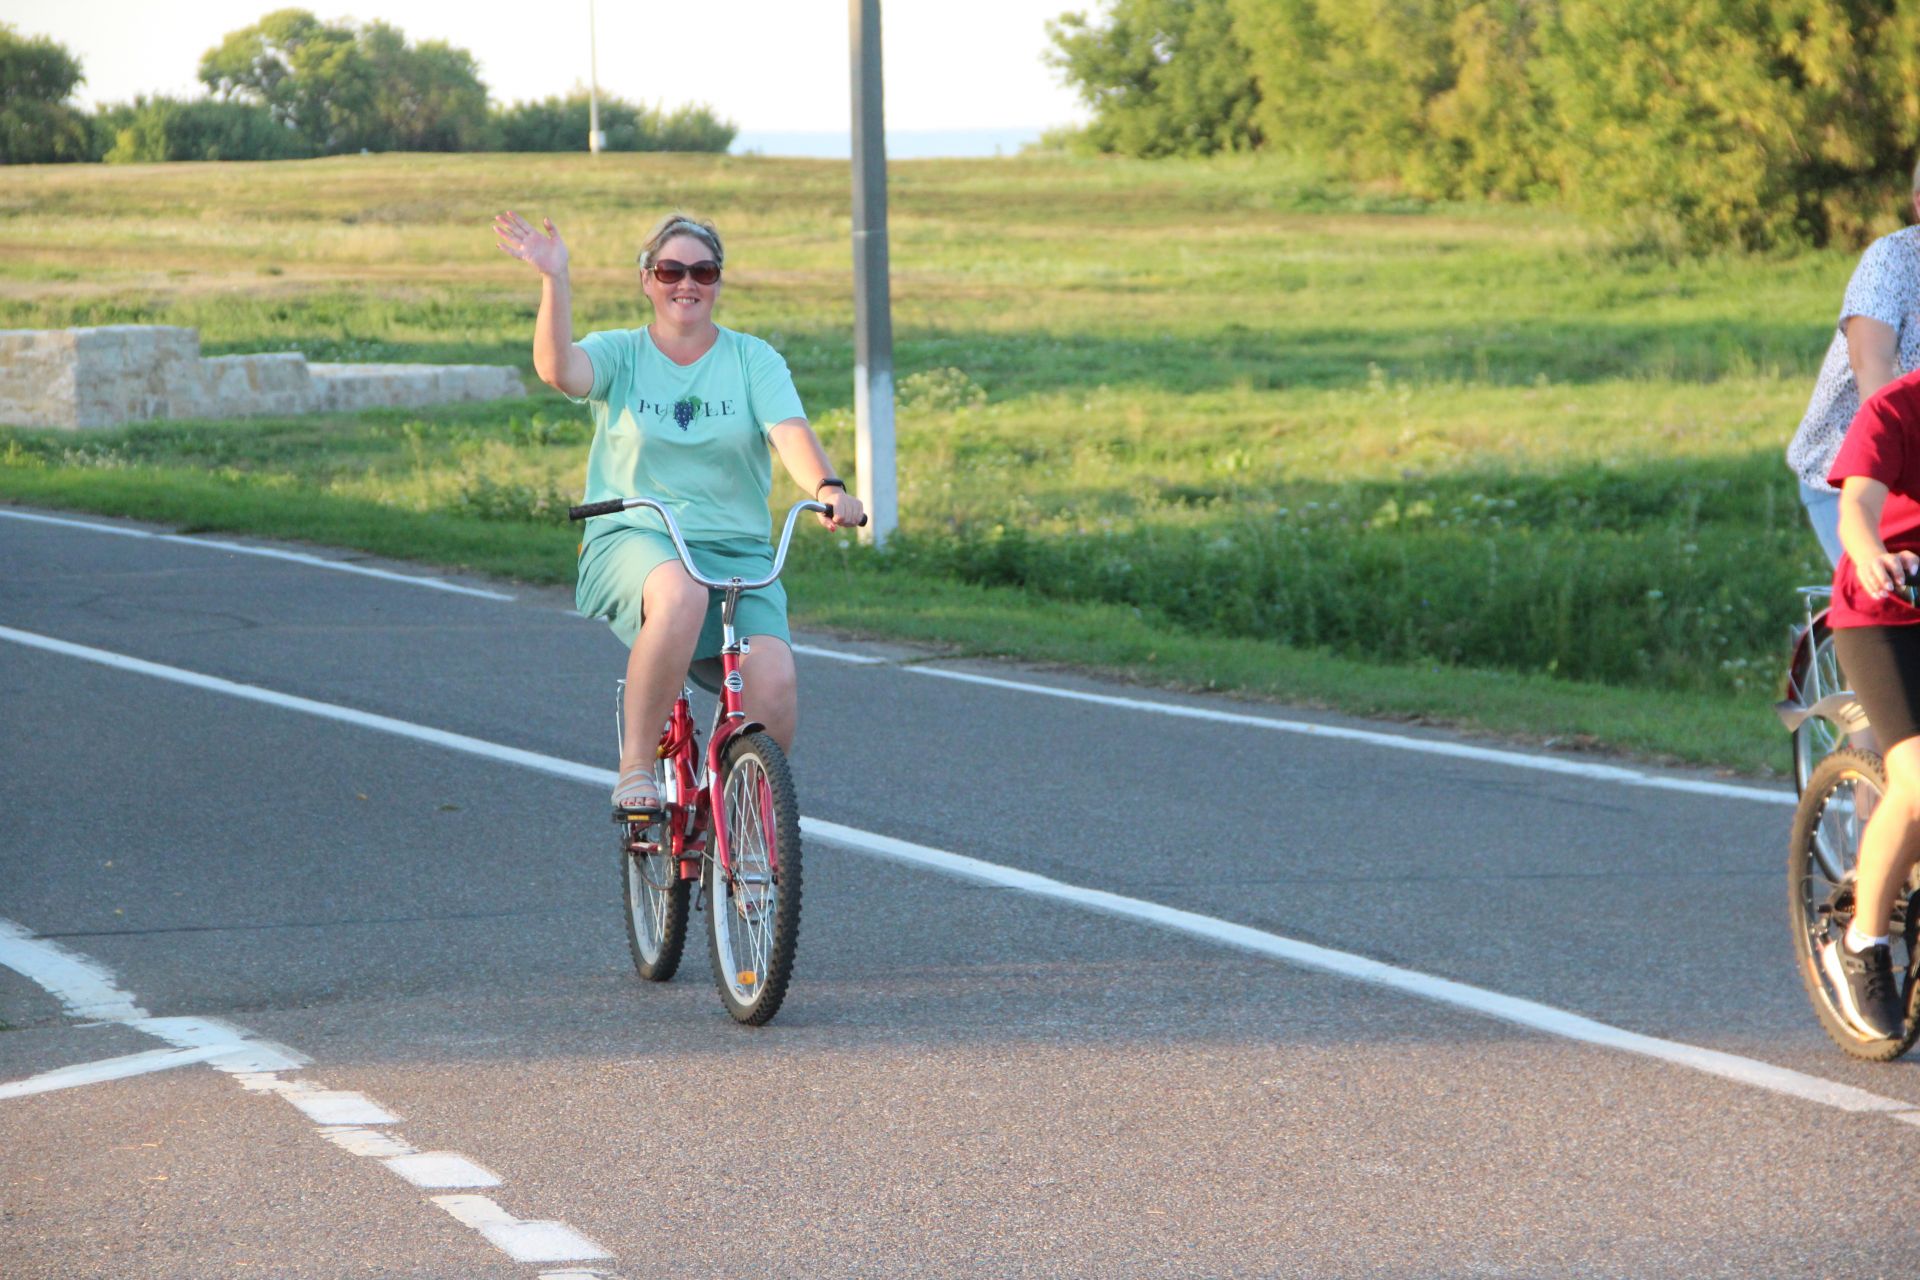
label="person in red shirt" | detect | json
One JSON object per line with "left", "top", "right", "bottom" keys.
{"left": 1824, "top": 367, "right": 1920, "bottom": 1039}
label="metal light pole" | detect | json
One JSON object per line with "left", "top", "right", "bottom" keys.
{"left": 849, "top": 0, "right": 897, "bottom": 546}
{"left": 587, "top": 0, "right": 606, "bottom": 154}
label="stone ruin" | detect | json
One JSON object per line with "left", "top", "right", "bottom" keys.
{"left": 0, "top": 325, "right": 524, "bottom": 430}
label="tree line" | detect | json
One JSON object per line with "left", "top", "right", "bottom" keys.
{"left": 1, "top": 10, "right": 734, "bottom": 165}
{"left": 1047, "top": 0, "right": 1920, "bottom": 250}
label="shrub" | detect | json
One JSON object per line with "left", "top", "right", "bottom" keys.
{"left": 492, "top": 92, "right": 735, "bottom": 153}
{"left": 102, "top": 96, "right": 311, "bottom": 163}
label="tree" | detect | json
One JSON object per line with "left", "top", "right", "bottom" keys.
{"left": 1228, "top": 0, "right": 1553, "bottom": 200}
{"left": 360, "top": 22, "right": 489, "bottom": 152}
{"left": 0, "top": 23, "right": 90, "bottom": 164}
{"left": 1045, "top": 0, "right": 1261, "bottom": 156}
{"left": 1541, "top": 0, "right": 1920, "bottom": 249}
{"left": 198, "top": 9, "right": 486, "bottom": 154}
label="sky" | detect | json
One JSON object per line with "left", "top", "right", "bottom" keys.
{"left": 1, "top": 0, "right": 1094, "bottom": 156}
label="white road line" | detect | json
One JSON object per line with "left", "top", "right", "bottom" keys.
{"left": 2, "top": 626, "right": 1904, "bottom": 1126}
{"left": 0, "top": 915, "right": 146, "bottom": 1022}
{"left": 790, "top": 642, "right": 886, "bottom": 664}
{"left": 0, "top": 625, "right": 604, "bottom": 788}
{"left": 0, "top": 1045, "right": 231, "bottom": 1099}
{"left": 799, "top": 818, "right": 1905, "bottom": 1114}
{"left": 903, "top": 665, "right": 1795, "bottom": 807}
{"left": 0, "top": 919, "right": 609, "bottom": 1270}
{"left": 0, "top": 508, "right": 514, "bottom": 601}
{"left": 7, "top": 502, "right": 1785, "bottom": 805}
{"left": 432, "top": 1196, "right": 612, "bottom": 1264}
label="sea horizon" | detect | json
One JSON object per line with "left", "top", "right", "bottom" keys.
{"left": 729, "top": 126, "right": 1057, "bottom": 160}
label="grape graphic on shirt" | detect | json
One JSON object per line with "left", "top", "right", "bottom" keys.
{"left": 672, "top": 396, "right": 703, "bottom": 430}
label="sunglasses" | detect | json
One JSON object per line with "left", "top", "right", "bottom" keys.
{"left": 650, "top": 258, "right": 722, "bottom": 286}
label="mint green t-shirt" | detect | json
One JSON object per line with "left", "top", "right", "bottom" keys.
{"left": 572, "top": 325, "right": 806, "bottom": 547}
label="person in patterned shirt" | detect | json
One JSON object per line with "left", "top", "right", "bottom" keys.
{"left": 1787, "top": 159, "right": 1920, "bottom": 566}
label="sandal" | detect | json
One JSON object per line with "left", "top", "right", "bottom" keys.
{"left": 612, "top": 762, "right": 662, "bottom": 820}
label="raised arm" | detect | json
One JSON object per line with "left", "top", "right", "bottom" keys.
{"left": 493, "top": 211, "right": 595, "bottom": 398}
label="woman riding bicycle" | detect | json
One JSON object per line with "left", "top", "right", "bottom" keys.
{"left": 1823, "top": 367, "right": 1920, "bottom": 1038}
{"left": 493, "top": 209, "right": 864, "bottom": 815}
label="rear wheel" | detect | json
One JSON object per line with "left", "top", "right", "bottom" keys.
{"left": 1791, "top": 625, "right": 1844, "bottom": 793}
{"left": 706, "top": 732, "right": 802, "bottom": 1025}
{"left": 1788, "top": 747, "right": 1920, "bottom": 1061}
{"left": 621, "top": 772, "right": 689, "bottom": 981}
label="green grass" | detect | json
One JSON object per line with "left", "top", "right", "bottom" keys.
{"left": 0, "top": 151, "right": 1855, "bottom": 775}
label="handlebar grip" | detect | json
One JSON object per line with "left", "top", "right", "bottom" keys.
{"left": 857, "top": 514, "right": 869, "bottom": 527}
{"left": 568, "top": 499, "right": 629, "bottom": 522}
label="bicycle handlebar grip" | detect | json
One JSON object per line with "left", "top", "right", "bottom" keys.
{"left": 857, "top": 514, "right": 869, "bottom": 527}
{"left": 568, "top": 499, "right": 630, "bottom": 522}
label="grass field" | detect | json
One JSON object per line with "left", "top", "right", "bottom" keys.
{"left": 0, "top": 151, "right": 1860, "bottom": 773}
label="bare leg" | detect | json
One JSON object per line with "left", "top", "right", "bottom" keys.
{"left": 1853, "top": 736, "right": 1920, "bottom": 936}
{"left": 740, "top": 635, "right": 797, "bottom": 753}
{"left": 619, "top": 562, "right": 708, "bottom": 777}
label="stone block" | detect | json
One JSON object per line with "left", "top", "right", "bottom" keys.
{"left": 68, "top": 326, "right": 205, "bottom": 428}
{"left": 201, "top": 354, "right": 314, "bottom": 419}
{"left": 0, "top": 329, "right": 81, "bottom": 428}
{"left": 309, "top": 363, "right": 525, "bottom": 414}
{"left": 0, "top": 325, "right": 524, "bottom": 429}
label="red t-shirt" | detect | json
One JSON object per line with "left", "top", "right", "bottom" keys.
{"left": 1828, "top": 368, "right": 1920, "bottom": 628}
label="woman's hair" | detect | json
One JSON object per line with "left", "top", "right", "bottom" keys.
{"left": 636, "top": 213, "right": 724, "bottom": 271}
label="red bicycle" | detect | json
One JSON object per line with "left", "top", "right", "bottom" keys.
{"left": 567, "top": 497, "right": 849, "bottom": 1025}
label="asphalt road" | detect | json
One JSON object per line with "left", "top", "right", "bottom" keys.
{"left": 1, "top": 504, "right": 1911, "bottom": 1279}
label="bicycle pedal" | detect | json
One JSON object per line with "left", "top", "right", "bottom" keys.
{"left": 613, "top": 805, "right": 662, "bottom": 825}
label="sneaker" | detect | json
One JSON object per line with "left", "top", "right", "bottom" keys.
{"left": 1821, "top": 936, "right": 1905, "bottom": 1040}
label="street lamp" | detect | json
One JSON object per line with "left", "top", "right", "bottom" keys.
{"left": 588, "top": 0, "right": 607, "bottom": 154}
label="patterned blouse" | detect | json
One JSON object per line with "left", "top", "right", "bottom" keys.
{"left": 1787, "top": 226, "right": 1920, "bottom": 490}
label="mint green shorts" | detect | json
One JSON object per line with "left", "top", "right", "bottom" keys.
{"left": 575, "top": 527, "right": 790, "bottom": 658}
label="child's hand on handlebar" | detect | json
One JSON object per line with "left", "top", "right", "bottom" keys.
{"left": 1859, "top": 549, "right": 1920, "bottom": 600}
{"left": 818, "top": 490, "right": 866, "bottom": 531}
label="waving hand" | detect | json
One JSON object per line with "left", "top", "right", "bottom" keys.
{"left": 494, "top": 211, "right": 570, "bottom": 278}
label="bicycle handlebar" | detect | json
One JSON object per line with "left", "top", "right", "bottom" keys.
{"left": 567, "top": 496, "right": 865, "bottom": 591}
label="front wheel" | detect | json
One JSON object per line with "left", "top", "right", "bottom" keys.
{"left": 1788, "top": 747, "right": 1920, "bottom": 1061}
{"left": 705, "top": 732, "right": 803, "bottom": 1025}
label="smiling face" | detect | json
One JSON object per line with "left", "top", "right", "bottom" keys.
{"left": 642, "top": 233, "right": 722, "bottom": 328}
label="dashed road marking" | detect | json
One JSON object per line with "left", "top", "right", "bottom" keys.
{"left": 0, "top": 919, "right": 612, "bottom": 1271}
{"left": 432, "top": 1195, "right": 613, "bottom": 1264}
{"left": 385, "top": 1152, "right": 503, "bottom": 1189}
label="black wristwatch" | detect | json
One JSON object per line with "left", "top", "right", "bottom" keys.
{"left": 814, "top": 478, "right": 847, "bottom": 499}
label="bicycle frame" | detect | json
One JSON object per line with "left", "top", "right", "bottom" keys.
{"left": 581, "top": 498, "right": 832, "bottom": 887}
